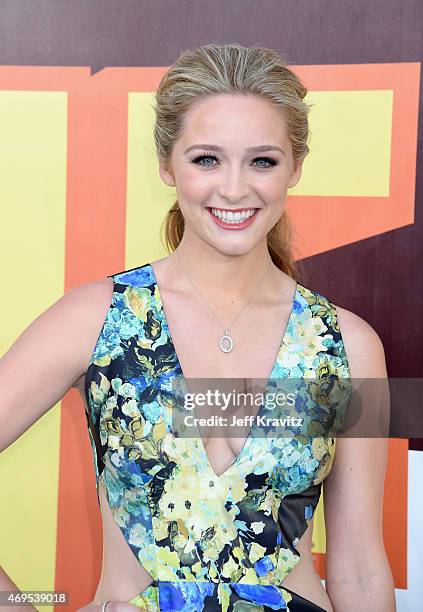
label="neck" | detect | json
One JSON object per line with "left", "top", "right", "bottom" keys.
{"left": 168, "top": 237, "right": 279, "bottom": 307}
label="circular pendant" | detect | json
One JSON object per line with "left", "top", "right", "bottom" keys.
{"left": 219, "top": 330, "right": 234, "bottom": 353}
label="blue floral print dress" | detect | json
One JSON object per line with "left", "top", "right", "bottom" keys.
{"left": 83, "top": 262, "right": 351, "bottom": 612}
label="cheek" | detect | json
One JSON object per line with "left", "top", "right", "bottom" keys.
{"left": 181, "top": 170, "right": 214, "bottom": 197}
{"left": 255, "top": 187, "right": 286, "bottom": 207}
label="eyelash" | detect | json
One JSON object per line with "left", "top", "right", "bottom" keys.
{"left": 191, "top": 153, "right": 278, "bottom": 169}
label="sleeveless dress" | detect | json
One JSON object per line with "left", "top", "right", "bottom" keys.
{"left": 83, "top": 262, "right": 352, "bottom": 612}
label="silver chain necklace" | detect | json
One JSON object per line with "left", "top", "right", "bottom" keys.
{"left": 175, "top": 250, "right": 272, "bottom": 353}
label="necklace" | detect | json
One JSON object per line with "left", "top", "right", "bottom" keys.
{"left": 175, "top": 250, "right": 273, "bottom": 353}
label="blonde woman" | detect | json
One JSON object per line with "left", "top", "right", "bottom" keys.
{"left": 0, "top": 43, "right": 395, "bottom": 611}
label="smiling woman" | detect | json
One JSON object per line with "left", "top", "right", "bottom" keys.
{"left": 156, "top": 90, "right": 305, "bottom": 279}
{"left": 0, "top": 42, "right": 395, "bottom": 612}
{"left": 77, "top": 43, "right": 393, "bottom": 611}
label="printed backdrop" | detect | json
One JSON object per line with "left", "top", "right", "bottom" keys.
{"left": 0, "top": 1, "right": 421, "bottom": 611}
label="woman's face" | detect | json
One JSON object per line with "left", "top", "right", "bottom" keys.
{"left": 159, "top": 93, "right": 303, "bottom": 256}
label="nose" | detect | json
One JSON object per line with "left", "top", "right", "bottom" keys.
{"left": 217, "top": 165, "right": 250, "bottom": 202}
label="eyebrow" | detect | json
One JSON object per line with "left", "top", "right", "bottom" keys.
{"left": 183, "top": 144, "right": 286, "bottom": 156}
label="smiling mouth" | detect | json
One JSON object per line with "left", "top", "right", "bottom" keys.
{"left": 207, "top": 207, "right": 259, "bottom": 223}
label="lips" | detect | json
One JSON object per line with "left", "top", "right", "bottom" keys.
{"left": 206, "top": 207, "right": 260, "bottom": 230}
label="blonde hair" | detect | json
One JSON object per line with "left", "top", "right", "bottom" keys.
{"left": 152, "top": 43, "right": 312, "bottom": 279}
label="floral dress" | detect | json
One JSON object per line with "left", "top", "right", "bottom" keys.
{"left": 84, "top": 263, "right": 352, "bottom": 612}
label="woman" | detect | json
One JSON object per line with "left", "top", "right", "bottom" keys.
{"left": 0, "top": 44, "right": 395, "bottom": 611}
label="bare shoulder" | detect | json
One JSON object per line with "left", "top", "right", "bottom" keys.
{"left": 65, "top": 276, "right": 114, "bottom": 330}
{"left": 3, "top": 275, "right": 114, "bottom": 382}
{"left": 65, "top": 276, "right": 114, "bottom": 388}
{"left": 333, "top": 304, "right": 387, "bottom": 378}
{"left": 0, "top": 276, "right": 113, "bottom": 453}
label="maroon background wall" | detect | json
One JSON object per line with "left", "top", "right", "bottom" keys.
{"left": 1, "top": 0, "right": 421, "bottom": 449}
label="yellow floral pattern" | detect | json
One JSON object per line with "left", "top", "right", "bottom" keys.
{"left": 84, "top": 263, "right": 351, "bottom": 612}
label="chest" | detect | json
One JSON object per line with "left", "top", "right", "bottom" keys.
{"left": 156, "top": 288, "right": 295, "bottom": 381}
{"left": 83, "top": 274, "right": 348, "bottom": 490}
{"left": 148, "top": 291, "right": 297, "bottom": 473}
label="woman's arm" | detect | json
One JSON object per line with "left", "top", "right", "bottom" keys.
{"left": 323, "top": 307, "right": 396, "bottom": 611}
{"left": 0, "top": 278, "right": 113, "bottom": 453}
{"left": 0, "top": 279, "right": 114, "bottom": 607}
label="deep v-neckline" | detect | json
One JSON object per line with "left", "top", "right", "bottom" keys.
{"left": 147, "top": 261, "right": 300, "bottom": 479}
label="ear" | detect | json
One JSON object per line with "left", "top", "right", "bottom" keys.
{"left": 287, "top": 159, "right": 303, "bottom": 189}
{"left": 158, "top": 159, "right": 176, "bottom": 187}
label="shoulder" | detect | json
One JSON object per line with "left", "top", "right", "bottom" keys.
{"left": 297, "top": 282, "right": 387, "bottom": 378}
{"left": 64, "top": 277, "right": 114, "bottom": 389}
{"left": 332, "top": 303, "right": 387, "bottom": 378}
{"left": 24, "top": 276, "right": 114, "bottom": 340}
{"left": 0, "top": 277, "right": 116, "bottom": 441}
{"left": 67, "top": 276, "right": 114, "bottom": 305}
{"left": 62, "top": 277, "right": 114, "bottom": 332}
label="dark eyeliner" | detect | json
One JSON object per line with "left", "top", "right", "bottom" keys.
{"left": 191, "top": 154, "right": 278, "bottom": 167}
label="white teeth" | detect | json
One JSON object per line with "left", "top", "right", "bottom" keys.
{"left": 210, "top": 208, "right": 257, "bottom": 223}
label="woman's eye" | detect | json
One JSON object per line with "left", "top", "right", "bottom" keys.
{"left": 192, "top": 155, "right": 277, "bottom": 168}
{"left": 253, "top": 157, "right": 277, "bottom": 168}
{"left": 193, "top": 154, "right": 217, "bottom": 167}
